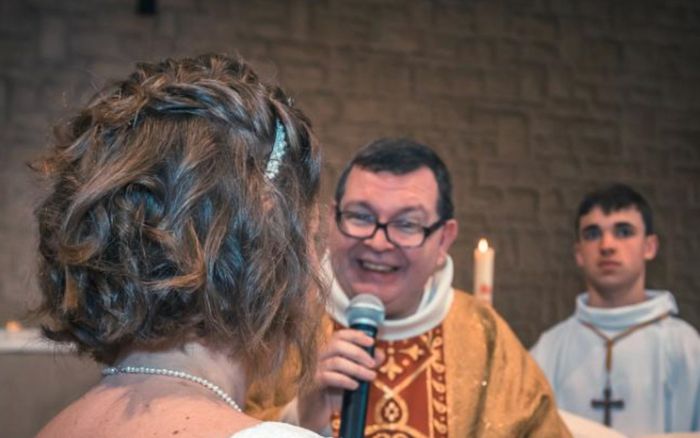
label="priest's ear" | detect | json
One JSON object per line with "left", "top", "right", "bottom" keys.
{"left": 643, "top": 233, "right": 659, "bottom": 262}
{"left": 436, "top": 219, "right": 458, "bottom": 268}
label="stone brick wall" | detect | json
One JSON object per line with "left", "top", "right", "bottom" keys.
{"left": 1, "top": 1, "right": 698, "bottom": 436}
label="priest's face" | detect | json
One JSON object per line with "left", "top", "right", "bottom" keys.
{"left": 575, "top": 206, "right": 658, "bottom": 304}
{"left": 329, "top": 166, "right": 458, "bottom": 319}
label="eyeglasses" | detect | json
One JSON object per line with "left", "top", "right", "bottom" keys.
{"left": 335, "top": 207, "right": 446, "bottom": 248}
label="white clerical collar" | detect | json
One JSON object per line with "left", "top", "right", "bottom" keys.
{"left": 325, "top": 254, "right": 454, "bottom": 341}
{"left": 575, "top": 290, "right": 678, "bottom": 330}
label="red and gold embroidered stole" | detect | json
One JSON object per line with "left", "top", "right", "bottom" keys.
{"left": 331, "top": 324, "right": 448, "bottom": 438}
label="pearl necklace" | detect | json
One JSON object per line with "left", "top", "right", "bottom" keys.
{"left": 102, "top": 366, "right": 242, "bottom": 413}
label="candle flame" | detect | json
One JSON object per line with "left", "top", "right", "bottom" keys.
{"left": 5, "top": 320, "right": 22, "bottom": 332}
{"left": 478, "top": 238, "right": 489, "bottom": 252}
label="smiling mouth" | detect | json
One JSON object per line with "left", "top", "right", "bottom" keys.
{"left": 359, "top": 260, "right": 399, "bottom": 273}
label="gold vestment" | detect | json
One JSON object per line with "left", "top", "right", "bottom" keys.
{"left": 248, "top": 290, "right": 572, "bottom": 437}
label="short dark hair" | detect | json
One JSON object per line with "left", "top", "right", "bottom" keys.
{"left": 334, "top": 138, "right": 454, "bottom": 220}
{"left": 575, "top": 183, "right": 654, "bottom": 236}
{"left": 32, "top": 53, "right": 323, "bottom": 384}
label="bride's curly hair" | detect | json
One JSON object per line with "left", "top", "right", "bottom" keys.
{"left": 32, "top": 53, "right": 323, "bottom": 385}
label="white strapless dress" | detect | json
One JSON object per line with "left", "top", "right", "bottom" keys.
{"left": 232, "top": 421, "right": 326, "bottom": 437}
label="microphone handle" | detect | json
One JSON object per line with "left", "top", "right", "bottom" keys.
{"left": 338, "top": 322, "right": 378, "bottom": 438}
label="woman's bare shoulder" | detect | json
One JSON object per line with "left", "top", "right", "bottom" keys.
{"left": 35, "top": 384, "right": 258, "bottom": 438}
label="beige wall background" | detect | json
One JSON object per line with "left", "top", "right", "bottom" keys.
{"left": 1, "top": 0, "right": 698, "bottom": 436}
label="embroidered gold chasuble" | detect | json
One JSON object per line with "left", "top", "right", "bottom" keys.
{"left": 247, "top": 291, "right": 571, "bottom": 438}
{"left": 246, "top": 257, "right": 570, "bottom": 437}
{"left": 326, "top": 291, "right": 571, "bottom": 438}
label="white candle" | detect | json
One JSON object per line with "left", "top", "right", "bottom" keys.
{"left": 473, "top": 238, "right": 495, "bottom": 304}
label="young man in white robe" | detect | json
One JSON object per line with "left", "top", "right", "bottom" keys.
{"left": 530, "top": 183, "right": 700, "bottom": 437}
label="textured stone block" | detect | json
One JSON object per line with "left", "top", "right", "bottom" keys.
{"left": 39, "top": 18, "right": 66, "bottom": 61}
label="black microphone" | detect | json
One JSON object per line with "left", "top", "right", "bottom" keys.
{"left": 339, "top": 294, "right": 385, "bottom": 438}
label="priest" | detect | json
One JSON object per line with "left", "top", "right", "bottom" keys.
{"left": 247, "top": 138, "right": 571, "bottom": 437}
{"left": 531, "top": 183, "right": 700, "bottom": 437}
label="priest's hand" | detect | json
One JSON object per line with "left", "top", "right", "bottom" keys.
{"left": 297, "top": 328, "right": 384, "bottom": 433}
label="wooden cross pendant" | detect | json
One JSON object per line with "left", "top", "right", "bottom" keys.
{"left": 591, "top": 387, "right": 624, "bottom": 426}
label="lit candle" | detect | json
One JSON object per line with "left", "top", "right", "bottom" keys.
{"left": 473, "top": 238, "right": 495, "bottom": 304}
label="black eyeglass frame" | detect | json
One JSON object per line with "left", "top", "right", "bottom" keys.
{"left": 334, "top": 206, "right": 447, "bottom": 248}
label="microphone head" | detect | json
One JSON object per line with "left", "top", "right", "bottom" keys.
{"left": 346, "top": 294, "right": 385, "bottom": 328}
